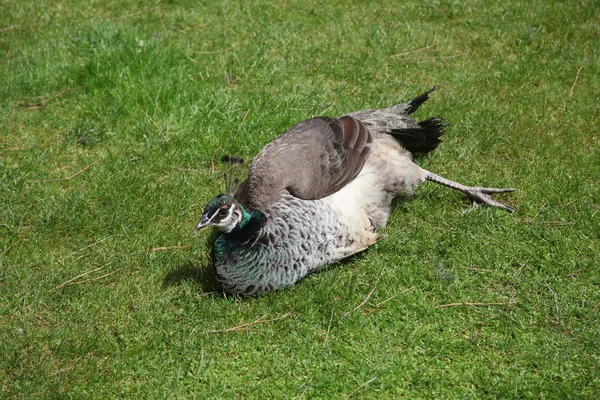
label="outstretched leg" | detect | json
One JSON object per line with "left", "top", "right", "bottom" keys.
{"left": 422, "top": 170, "right": 516, "bottom": 213}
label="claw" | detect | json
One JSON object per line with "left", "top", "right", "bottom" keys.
{"left": 424, "top": 170, "right": 516, "bottom": 213}
{"left": 463, "top": 187, "right": 516, "bottom": 213}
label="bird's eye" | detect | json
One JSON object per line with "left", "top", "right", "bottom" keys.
{"left": 217, "top": 208, "right": 229, "bottom": 217}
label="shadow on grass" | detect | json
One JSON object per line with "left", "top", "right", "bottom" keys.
{"left": 163, "top": 261, "right": 222, "bottom": 294}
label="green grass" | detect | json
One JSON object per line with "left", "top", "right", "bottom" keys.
{"left": 1, "top": 0, "right": 599, "bottom": 398}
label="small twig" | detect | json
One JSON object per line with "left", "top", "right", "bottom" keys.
{"left": 545, "top": 285, "right": 560, "bottom": 322}
{"left": 452, "top": 327, "right": 470, "bottom": 338}
{"left": 142, "top": 110, "right": 169, "bottom": 142}
{"left": 113, "top": 10, "right": 146, "bottom": 20}
{"left": 532, "top": 200, "right": 548, "bottom": 221}
{"left": 376, "top": 286, "right": 415, "bottom": 307}
{"left": 200, "top": 313, "right": 291, "bottom": 334}
{"left": 17, "top": 102, "right": 45, "bottom": 110}
{"left": 323, "top": 308, "right": 334, "bottom": 345}
{"left": 401, "top": 53, "right": 468, "bottom": 60}
{"left": 194, "top": 44, "right": 239, "bottom": 55}
{"left": 184, "top": 53, "right": 202, "bottom": 65}
{"left": 193, "top": 292, "right": 217, "bottom": 299}
{"left": 390, "top": 43, "right": 437, "bottom": 57}
{"left": 569, "top": 65, "right": 585, "bottom": 98}
{"left": 211, "top": 151, "right": 217, "bottom": 173}
{"left": 62, "top": 234, "right": 117, "bottom": 261}
{"left": 109, "top": 9, "right": 157, "bottom": 21}
{"left": 17, "top": 86, "right": 85, "bottom": 109}
{"left": 42, "top": 86, "right": 86, "bottom": 102}
{"left": 178, "top": 23, "right": 208, "bottom": 33}
{"left": 340, "top": 286, "right": 376, "bottom": 321}
{"left": 49, "top": 265, "right": 107, "bottom": 292}
{"left": 318, "top": 103, "right": 336, "bottom": 116}
{"left": 151, "top": 245, "right": 188, "bottom": 251}
{"left": 457, "top": 267, "right": 496, "bottom": 273}
{"left": 70, "top": 268, "right": 122, "bottom": 285}
{"left": 158, "top": 14, "right": 168, "bottom": 36}
{"left": 298, "top": 385, "right": 310, "bottom": 400}
{"left": 435, "top": 301, "right": 519, "bottom": 309}
{"left": 522, "top": 220, "right": 575, "bottom": 226}
{"left": 1, "top": 244, "right": 14, "bottom": 257}
{"left": 346, "top": 377, "right": 377, "bottom": 398}
{"left": 2, "top": 146, "right": 27, "bottom": 151}
{"left": 237, "top": 108, "right": 250, "bottom": 132}
{"left": 27, "top": 159, "right": 101, "bottom": 183}
{"left": 49, "top": 364, "right": 76, "bottom": 377}
{"left": 0, "top": 25, "right": 17, "bottom": 32}
{"left": 456, "top": 266, "right": 495, "bottom": 273}
{"left": 431, "top": 6, "right": 454, "bottom": 24}
{"left": 171, "top": 167, "right": 204, "bottom": 173}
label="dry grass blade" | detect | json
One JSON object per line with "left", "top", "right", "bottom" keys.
{"left": 2, "top": 146, "right": 28, "bottom": 151}
{"left": 158, "top": 14, "right": 168, "bottom": 36}
{"left": 435, "top": 301, "right": 519, "bottom": 309}
{"left": 194, "top": 44, "right": 239, "bottom": 55}
{"left": 184, "top": 53, "right": 202, "bottom": 64}
{"left": 211, "top": 151, "right": 217, "bottom": 173}
{"left": 62, "top": 234, "right": 118, "bottom": 260}
{"left": 319, "top": 103, "right": 336, "bottom": 116}
{"left": 403, "top": 52, "right": 469, "bottom": 60}
{"left": 569, "top": 65, "right": 585, "bottom": 98}
{"left": 376, "top": 286, "right": 415, "bottom": 307}
{"left": 151, "top": 245, "right": 189, "bottom": 251}
{"left": 323, "top": 308, "right": 334, "bottom": 345}
{"left": 390, "top": 42, "right": 437, "bottom": 57}
{"left": 27, "top": 159, "right": 101, "bottom": 183}
{"left": 346, "top": 377, "right": 377, "bottom": 398}
{"left": 108, "top": 8, "right": 157, "bottom": 20}
{"left": 1, "top": 244, "right": 14, "bottom": 257}
{"left": 70, "top": 269, "right": 122, "bottom": 286}
{"left": 200, "top": 313, "right": 291, "bottom": 334}
{"left": 545, "top": 285, "right": 560, "bottom": 322}
{"left": 171, "top": 167, "right": 204, "bottom": 173}
{"left": 49, "top": 264, "right": 108, "bottom": 292}
{"left": 340, "top": 286, "right": 376, "bottom": 321}
{"left": 17, "top": 86, "right": 85, "bottom": 109}
{"left": 142, "top": 110, "right": 169, "bottom": 142}
{"left": 237, "top": 108, "right": 250, "bottom": 131}
{"left": 178, "top": 23, "right": 208, "bottom": 33}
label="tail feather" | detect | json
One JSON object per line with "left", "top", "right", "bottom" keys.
{"left": 406, "top": 86, "right": 439, "bottom": 115}
{"left": 390, "top": 117, "right": 446, "bottom": 154}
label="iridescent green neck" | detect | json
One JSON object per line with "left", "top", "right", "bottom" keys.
{"left": 213, "top": 204, "right": 266, "bottom": 261}
{"left": 235, "top": 204, "right": 266, "bottom": 232}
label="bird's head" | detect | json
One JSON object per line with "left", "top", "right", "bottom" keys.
{"left": 195, "top": 194, "right": 245, "bottom": 233}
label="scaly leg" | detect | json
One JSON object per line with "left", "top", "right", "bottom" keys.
{"left": 423, "top": 170, "right": 516, "bottom": 213}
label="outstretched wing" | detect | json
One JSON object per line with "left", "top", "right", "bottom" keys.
{"left": 238, "top": 116, "right": 372, "bottom": 208}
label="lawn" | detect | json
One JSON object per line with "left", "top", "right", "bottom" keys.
{"left": 1, "top": 0, "right": 599, "bottom": 398}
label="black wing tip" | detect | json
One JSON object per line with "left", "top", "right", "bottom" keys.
{"left": 406, "top": 86, "right": 440, "bottom": 115}
{"left": 390, "top": 116, "right": 447, "bottom": 154}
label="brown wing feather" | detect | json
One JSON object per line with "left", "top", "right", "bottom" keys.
{"left": 238, "top": 116, "right": 372, "bottom": 208}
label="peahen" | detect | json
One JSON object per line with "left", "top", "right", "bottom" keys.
{"left": 195, "top": 88, "right": 515, "bottom": 295}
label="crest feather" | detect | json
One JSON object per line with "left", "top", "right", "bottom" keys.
{"left": 221, "top": 154, "right": 245, "bottom": 195}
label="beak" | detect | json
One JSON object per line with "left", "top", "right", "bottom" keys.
{"left": 194, "top": 214, "right": 212, "bottom": 232}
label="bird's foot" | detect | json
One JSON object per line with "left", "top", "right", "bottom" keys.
{"left": 460, "top": 187, "right": 516, "bottom": 213}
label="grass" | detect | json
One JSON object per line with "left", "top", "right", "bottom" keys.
{"left": 1, "top": 0, "right": 599, "bottom": 398}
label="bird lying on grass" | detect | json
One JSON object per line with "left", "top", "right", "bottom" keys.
{"left": 195, "top": 88, "right": 515, "bottom": 295}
